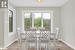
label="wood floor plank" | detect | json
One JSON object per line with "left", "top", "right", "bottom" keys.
{"left": 2, "top": 41, "right": 74, "bottom": 50}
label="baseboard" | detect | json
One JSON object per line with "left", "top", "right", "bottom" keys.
{"left": 0, "top": 48, "right": 7, "bottom": 50}
{"left": 59, "top": 39, "right": 75, "bottom": 50}
{"left": 0, "top": 39, "right": 18, "bottom": 49}
{"left": 4, "top": 39, "right": 18, "bottom": 48}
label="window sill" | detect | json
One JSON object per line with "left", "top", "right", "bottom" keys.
{"left": 8, "top": 32, "right": 14, "bottom": 36}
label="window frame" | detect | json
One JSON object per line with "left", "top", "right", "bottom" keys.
{"left": 8, "top": 10, "right": 13, "bottom": 32}
{"left": 23, "top": 10, "right": 53, "bottom": 32}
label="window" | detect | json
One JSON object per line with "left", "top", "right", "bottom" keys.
{"left": 24, "top": 13, "right": 32, "bottom": 30}
{"left": 33, "top": 13, "right": 41, "bottom": 28}
{"left": 24, "top": 12, "right": 51, "bottom": 31}
{"left": 43, "top": 13, "right": 51, "bottom": 31}
{"left": 9, "top": 10, "right": 13, "bottom": 32}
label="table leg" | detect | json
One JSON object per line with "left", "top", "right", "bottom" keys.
{"left": 37, "top": 37, "right": 39, "bottom": 50}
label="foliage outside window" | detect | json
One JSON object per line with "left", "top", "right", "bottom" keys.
{"left": 34, "top": 13, "right": 41, "bottom": 29}
{"left": 24, "top": 13, "right": 51, "bottom": 31}
{"left": 34, "top": 17, "right": 41, "bottom": 28}
{"left": 24, "top": 13, "right": 32, "bottom": 30}
{"left": 43, "top": 13, "right": 51, "bottom": 31}
{"left": 43, "top": 19, "right": 51, "bottom": 31}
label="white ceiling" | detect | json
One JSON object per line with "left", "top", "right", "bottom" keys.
{"left": 9, "top": 0, "right": 68, "bottom": 7}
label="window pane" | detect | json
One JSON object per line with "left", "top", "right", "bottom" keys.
{"left": 24, "top": 13, "right": 32, "bottom": 30}
{"left": 43, "top": 13, "right": 51, "bottom": 31}
{"left": 33, "top": 13, "right": 41, "bottom": 28}
{"left": 9, "top": 10, "right": 13, "bottom": 32}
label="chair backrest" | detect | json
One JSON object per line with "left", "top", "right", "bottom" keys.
{"left": 53, "top": 27, "right": 59, "bottom": 39}
{"left": 40, "top": 31, "right": 50, "bottom": 39}
{"left": 30, "top": 27, "right": 37, "bottom": 31}
{"left": 18, "top": 31, "right": 33, "bottom": 41}
{"left": 50, "top": 33, "right": 56, "bottom": 40}
{"left": 38, "top": 27, "right": 45, "bottom": 31}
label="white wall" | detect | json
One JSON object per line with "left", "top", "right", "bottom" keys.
{"left": 16, "top": 8, "right": 24, "bottom": 33}
{"left": 61, "top": 0, "right": 75, "bottom": 49}
{"left": 4, "top": 4, "right": 17, "bottom": 48}
{"left": 0, "top": 8, "right": 7, "bottom": 48}
{"left": 0, "top": 4, "right": 17, "bottom": 48}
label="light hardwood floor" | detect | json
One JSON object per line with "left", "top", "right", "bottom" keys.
{"left": 2, "top": 41, "right": 74, "bottom": 50}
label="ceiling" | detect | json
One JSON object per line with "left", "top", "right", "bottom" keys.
{"left": 8, "top": 0, "right": 68, "bottom": 7}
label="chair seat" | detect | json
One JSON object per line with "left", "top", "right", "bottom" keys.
{"left": 40, "top": 40, "right": 49, "bottom": 43}
{"left": 27, "top": 40, "right": 36, "bottom": 42}
{"left": 26, "top": 38, "right": 37, "bottom": 48}
{"left": 28, "top": 43, "right": 36, "bottom": 47}
{"left": 26, "top": 38, "right": 37, "bottom": 42}
{"left": 40, "top": 43, "right": 47, "bottom": 47}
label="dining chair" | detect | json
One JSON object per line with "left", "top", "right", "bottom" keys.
{"left": 48, "top": 32, "right": 58, "bottom": 50}
{"left": 17, "top": 32, "right": 27, "bottom": 50}
{"left": 39, "top": 31, "right": 50, "bottom": 50}
{"left": 18, "top": 30, "right": 36, "bottom": 50}
{"left": 25, "top": 31, "right": 37, "bottom": 50}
